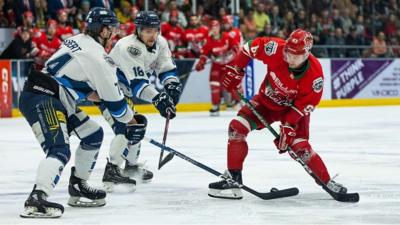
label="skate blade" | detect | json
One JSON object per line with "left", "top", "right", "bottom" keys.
{"left": 208, "top": 188, "right": 243, "bottom": 200}
{"left": 103, "top": 182, "right": 136, "bottom": 193}
{"left": 209, "top": 112, "right": 220, "bottom": 117}
{"left": 67, "top": 196, "right": 106, "bottom": 207}
{"left": 20, "top": 206, "right": 62, "bottom": 218}
{"left": 123, "top": 172, "right": 153, "bottom": 184}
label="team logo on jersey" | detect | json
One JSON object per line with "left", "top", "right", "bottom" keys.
{"left": 103, "top": 54, "right": 116, "bottom": 67}
{"left": 264, "top": 41, "right": 278, "bottom": 56}
{"left": 312, "top": 77, "right": 323, "bottom": 93}
{"left": 128, "top": 46, "right": 141, "bottom": 58}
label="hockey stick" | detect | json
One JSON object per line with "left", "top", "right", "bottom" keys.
{"left": 157, "top": 112, "right": 172, "bottom": 169}
{"left": 237, "top": 92, "right": 359, "bottom": 203}
{"left": 144, "top": 136, "right": 299, "bottom": 200}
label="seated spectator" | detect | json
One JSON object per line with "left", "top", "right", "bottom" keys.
{"left": 90, "top": 0, "right": 113, "bottom": 10}
{"left": 13, "top": 0, "right": 35, "bottom": 26}
{"left": 384, "top": 14, "right": 399, "bottom": 38}
{"left": 371, "top": 31, "right": 388, "bottom": 57}
{"left": 241, "top": 10, "right": 258, "bottom": 40}
{"left": 115, "top": 0, "right": 131, "bottom": 24}
{"left": 254, "top": 3, "right": 270, "bottom": 33}
{"left": 161, "top": 0, "right": 187, "bottom": 28}
{"left": 161, "top": 10, "right": 186, "bottom": 58}
{"left": 326, "top": 27, "right": 346, "bottom": 57}
{"left": 47, "top": 0, "right": 76, "bottom": 20}
{"left": 345, "top": 26, "right": 365, "bottom": 57}
{"left": 75, "top": 0, "right": 91, "bottom": 29}
{"left": 56, "top": 9, "right": 73, "bottom": 40}
{"left": 269, "top": 5, "right": 284, "bottom": 35}
{"left": 0, "top": 27, "right": 38, "bottom": 59}
{"left": 125, "top": 6, "right": 139, "bottom": 35}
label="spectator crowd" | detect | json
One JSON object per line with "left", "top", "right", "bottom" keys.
{"left": 0, "top": 0, "right": 400, "bottom": 61}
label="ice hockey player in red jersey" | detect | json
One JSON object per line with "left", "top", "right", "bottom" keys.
{"left": 208, "top": 29, "right": 349, "bottom": 199}
{"left": 184, "top": 14, "right": 209, "bottom": 58}
{"left": 161, "top": 10, "right": 186, "bottom": 59}
{"left": 195, "top": 20, "right": 240, "bottom": 116}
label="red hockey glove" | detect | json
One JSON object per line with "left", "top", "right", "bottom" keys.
{"left": 274, "top": 124, "right": 296, "bottom": 153}
{"left": 195, "top": 55, "right": 207, "bottom": 71}
{"left": 222, "top": 65, "right": 245, "bottom": 91}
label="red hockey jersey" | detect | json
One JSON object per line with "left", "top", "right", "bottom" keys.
{"left": 233, "top": 37, "right": 324, "bottom": 125}
{"left": 184, "top": 25, "right": 209, "bottom": 58}
{"left": 161, "top": 22, "right": 186, "bottom": 58}
{"left": 201, "top": 32, "right": 238, "bottom": 65}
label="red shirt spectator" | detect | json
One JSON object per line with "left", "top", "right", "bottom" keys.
{"left": 56, "top": 9, "right": 73, "bottom": 40}
{"left": 161, "top": 10, "right": 186, "bottom": 58}
{"left": 184, "top": 14, "right": 209, "bottom": 58}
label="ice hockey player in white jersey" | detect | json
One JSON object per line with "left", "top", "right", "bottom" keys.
{"left": 18, "top": 7, "right": 139, "bottom": 218}
{"left": 99, "top": 11, "right": 181, "bottom": 191}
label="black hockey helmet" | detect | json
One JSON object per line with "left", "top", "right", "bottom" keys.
{"left": 134, "top": 11, "right": 160, "bottom": 30}
{"left": 86, "top": 7, "right": 119, "bottom": 34}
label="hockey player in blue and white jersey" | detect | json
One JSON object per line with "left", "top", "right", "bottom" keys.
{"left": 99, "top": 11, "right": 181, "bottom": 191}
{"left": 18, "top": 7, "right": 147, "bottom": 218}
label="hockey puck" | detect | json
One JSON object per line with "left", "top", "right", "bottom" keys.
{"left": 270, "top": 187, "right": 278, "bottom": 192}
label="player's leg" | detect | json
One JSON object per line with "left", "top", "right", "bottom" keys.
{"left": 209, "top": 95, "right": 273, "bottom": 199}
{"left": 19, "top": 92, "right": 70, "bottom": 218}
{"left": 67, "top": 108, "right": 106, "bottom": 207}
{"left": 99, "top": 104, "right": 142, "bottom": 192}
{"left": 209, "top": 63, "right": 223, "bottom": 116}
{"left": 289, "top": 115, "right": 347, "bottom": 193}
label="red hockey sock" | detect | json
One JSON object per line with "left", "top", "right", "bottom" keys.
{"left": 227, "top": 140, "right": 248, "bottom": 170}
{"left": 227, "top": 118, "right": 251, "bottom": 170}
{"left": 210, "top": 83, "right": 221, "bottom": 105}
{"left": 291, "top": 141, "right": 331, "bottom": 184}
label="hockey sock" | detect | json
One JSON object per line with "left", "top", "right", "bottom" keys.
{"left": 291, "top": 140, "right": 330, "bottom": 184}
{"left": 74, "top": 145, "right": 100, "bottom": 180}
{"left": 109, "top": 134, "right": 129, "bottom": 166}
{"left": 35, "top": 157, "right": 64, "bottom": 195}
{"left": 125, "top": 142, "right": 141, "bottom": 166}
{"left": 227, "top": 117, "right": 251, "bottom": 170}
{"left": 210, "top": 82, "right": 221, "bottom": 105}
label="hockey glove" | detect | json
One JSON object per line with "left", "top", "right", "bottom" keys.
{"left": 164, "top": 81, "right": 182, "bottom": 105}
{"left": 195, "top": 55, "right": 207, "bottom": 71}
{"left": 222, "top": 65, "right": 245, "bottom": 91}
{"left": 274, "top": 124, "right": 296, "bottom": 153}
{"left": 126, "top": 114, "right": 148, "bottom": 145}
{"left": 152, "top": 92, "right": 176, "bottom": 119}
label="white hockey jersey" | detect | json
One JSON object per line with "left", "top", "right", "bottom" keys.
{"left": 109, "top": 34, "right": 178, "bottom": 102}
{"left": 42, "top": 34, "right": 133, "bottom": 123}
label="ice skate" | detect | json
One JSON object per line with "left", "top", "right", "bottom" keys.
{"left": 102, "top": 159, "right": 136, "bottom": 192}
{"left": 208, "top": 170, "right": 243, "bottom": 199}
{"left": 20, "top": 186, "right": 64, "bottom": 218}
{"left": 68, "top": 167, "right": 106, "bottom": 207}
{"left": 123, "top": 160, "right": 153, "bottom": 183}
{"left": 209, "top": 105, "right": 220, "bottom": 117}
{"left": 326, "top": 175, "right": 348, "bottom": 194}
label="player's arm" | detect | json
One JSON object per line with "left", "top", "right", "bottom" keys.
{"left": 110, "top": 42, "right": 176, "bottom": 119}
{"left": 222, "top": 37, "right": 272, "bottom": 91}
{"left": 110, "top": 43, "right": 158, "bottom": 103}
{"left": 284, "top": 76, "right": 324, "bottom": 125}
{"left": 276, "top": 75, "right": 324, "bottom": 152}
{"left": 194, "top": 38, "right": 211, "bottom": 71}
{"left": 80, "top": 53, "right": 134, "bottom": 124}
{"left": 156, "top": 36, "right": 182, "bottom": 105}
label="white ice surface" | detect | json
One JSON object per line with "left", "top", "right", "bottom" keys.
{"left": 0, "top": 106, "right": 400, "bottom": 225}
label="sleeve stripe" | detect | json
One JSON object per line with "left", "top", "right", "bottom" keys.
{"left": 158, "top": 69, "right": 178, "bottom": 83}
{"left": 132, "top": 81, "right": 148, "bottom": 98}
{"left": 110, "top": 105, "right": 128, "bottom": 118}
{"left": 291, "top": 106, "right": 304, "bottom": 117}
